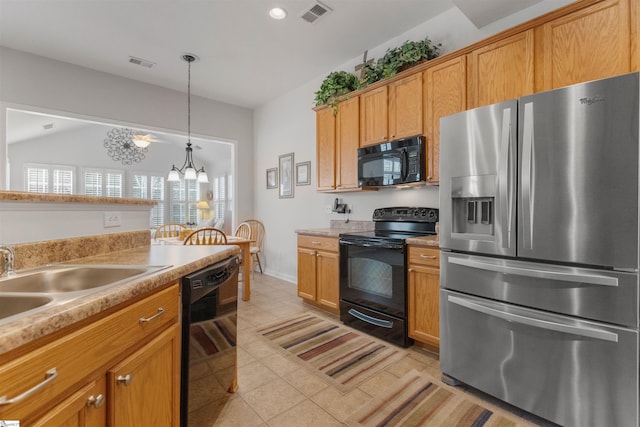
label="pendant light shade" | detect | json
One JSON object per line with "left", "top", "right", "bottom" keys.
{"left": 167, "top": 54, "right": 209, "bottom": 183}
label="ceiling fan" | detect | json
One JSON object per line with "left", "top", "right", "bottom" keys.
{"left": 132, "top": 133, "right": 158, "bottom": 148}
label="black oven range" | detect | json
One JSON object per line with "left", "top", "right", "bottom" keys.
{"left": 339, "top": 207, "right": 438, "bottom": 347}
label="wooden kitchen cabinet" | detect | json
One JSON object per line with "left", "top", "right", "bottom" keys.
{"left": 388, "top": 73, "right": 423, "bottom": 140}
{"left": 424, "top": 55, "right": 467, "bottom": 185}
{"left": 0, "top": 283, "right": 180, "bottom": 425}
{"left": 536, "top": 0, "right": 631, "bottom": 91}
{"left": 316, "top": 106, "right": 336, "bottom": 191}
{"left": 467, "top": 29, "right": 535, "bottom": 108}
{"left": 336, "top": 96, "right": 360, "bottom": 190}
{"left": 297, "top": 235, "right": 340, "bottom": 313}
{"left": 408, "top": 246, "right": 440, "bottom": 351}
{"left": 109, "top": 323, "right": 180, "bottom": 427}
{"left": 360, "top": 85, "right": 389, "bottom": 146}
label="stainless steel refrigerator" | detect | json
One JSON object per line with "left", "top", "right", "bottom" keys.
{"left": 439, "top": 72, "right": 639, "bottom": 427}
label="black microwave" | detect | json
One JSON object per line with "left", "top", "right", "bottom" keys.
{"left": 358, "top": 135, "right": 426, "bottom": 187}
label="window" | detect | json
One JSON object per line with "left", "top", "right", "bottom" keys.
{"left": 170, "top": 179, "right": 199, "bottom": 225}
{"left": 24, "top": 163, "right": 75, "bottom": 194}
{"left": 82, "top": 168, "right": 124, "bottom": 197}
{"left": 213, "top": 175, "right": 229, "bottom": 225}
{"left": 131, "top": 172, "right": 165, "bottom": 228}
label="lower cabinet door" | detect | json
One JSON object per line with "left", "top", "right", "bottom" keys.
{"left": 407, "top": 264, "right": 440, "bottom": 348}
{"left": 108, "top": 324, "right": 181, "bottom": 427}
{"left": 31, "top": 377, "right": 106, "bottom": 427}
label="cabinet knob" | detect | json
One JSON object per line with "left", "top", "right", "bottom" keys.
{"left": 116, "top": 374, "right": 133, "bottom": 386}
{"left": 87, "top": 394, "right": 105, "bottom": 408}
{"left": 382, "top": 136, "right": 387, "bottom": 140}
{"left": 408, "top": 268, "right": 414, "bottom": 272}
{"left": 390, "top": 134, "right": 395, "bottom": 138}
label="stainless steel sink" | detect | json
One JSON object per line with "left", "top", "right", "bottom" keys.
{"left": 0, "top": 294, "right": 53, "bottom": 320}
{"left": 0, "top": 265, "right": 164, "bottom": 293}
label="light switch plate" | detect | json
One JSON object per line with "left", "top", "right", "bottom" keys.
{"left": 104, "top": 212, "right": 122, "bottom": 228}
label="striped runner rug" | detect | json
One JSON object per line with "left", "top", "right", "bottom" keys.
{"left": 257, "top": 313, "right": 406, "bottom": 392}
{"left": 347, "top": 369, "right": 537, "bottom": 427}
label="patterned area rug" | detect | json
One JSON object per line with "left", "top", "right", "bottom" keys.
{"left": 190, "top": 315, "right": 236, "bottom": 362}
{"left": 347, "top": 369, "right": 534, "bottom": 427}
{"left": 257, "top": 313, "right": 406, "bottom": 392}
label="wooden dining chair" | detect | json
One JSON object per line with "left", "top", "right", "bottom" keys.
{"left": 154, "top": 223, "right": 187, "bottom": 239}
{"left": 244, "top": 219, "right": 265, "bottom": 273}
{"left": 183, "top": 228, "right": 228, "bottom": 245}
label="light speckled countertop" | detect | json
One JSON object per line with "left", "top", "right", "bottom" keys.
{"left": 0, "top": 244, "right": 240, "bottom": 355}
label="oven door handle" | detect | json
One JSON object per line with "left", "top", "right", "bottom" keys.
{"left": 400, "top": 148, "right": 409, "bottom": 181}
{"left": 347, "top": 308, "right": 394, "bottom": 329}
{"left": 339, "top": 240, "right": 403, "bottom": 250}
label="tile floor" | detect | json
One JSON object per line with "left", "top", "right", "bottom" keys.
{"left": 194, "top": 273, "right": 555, "bottom": 427}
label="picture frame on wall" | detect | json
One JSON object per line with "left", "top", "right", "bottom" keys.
{"left": 279, "top": 152, "right": 294, "bottom": 198}
{"left": 296, "top": 161, "right": 311, "bottom": 186}
{"left": 266, "top": 168, "right": 278, "bottom": 189}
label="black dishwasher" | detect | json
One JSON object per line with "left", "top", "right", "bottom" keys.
{"left": 180, "top": 255, "right": 239, "bottom": 427}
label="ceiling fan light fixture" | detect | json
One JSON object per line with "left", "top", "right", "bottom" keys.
{"left": 269, "top": 7, "right": 287, "bottom": 20}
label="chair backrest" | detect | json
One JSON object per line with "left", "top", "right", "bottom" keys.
{"left": 234, "top": 222, "right": 251, "bottom": 240}
{"left": 244, "top": 219, "right": 265, "bottom": 250}
{"left": 154, "top": 223, "right": 187, "bottom": 239}
{"left": 183, "top": 228, "right": 228, "bottom": 245}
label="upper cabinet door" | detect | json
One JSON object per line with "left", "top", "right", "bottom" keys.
{"left": 316, "top": 107, "right": 336, "bottom": 191}
{"left": 388, "top": 73, "right": 423, "bottom": 140}
{"left": 336, "top": 96, "right": 360, "bottom": 190}
{"left": 360, "top": 86, "right": 389, "bottom": 146}
{"left": 424, "top": 55, "right": 467, "bottom": 185}
{"left": 538, "top": 0, "right": 630, "bottom": 91}
{"left": 468, "top": 29, "right": 535, "bottom": 108}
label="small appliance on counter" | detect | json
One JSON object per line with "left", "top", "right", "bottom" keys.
{"left": 357, "top": 135, "right": 426, "bottom": 187}
{"left": 339, "top": 207, "right": 438, "bottom": 347}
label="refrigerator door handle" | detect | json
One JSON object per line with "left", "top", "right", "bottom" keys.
{"left": 498, "top": 107, "right": 513, "bottom": 249}
{"left": 448, "top": 257, "right": 619, "bottom": 287}
{"left": 521, "top": 102, "right": 535, "bottom": 249}
{"left": 447, "top": 295, "right": 619, "bottom": 342}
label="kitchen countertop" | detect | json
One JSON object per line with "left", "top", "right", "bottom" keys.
{"left": 0, "top": 244, "right": 240, "bottom": 355}
{"left": 296, "top": 228, "right": 440, "bottom": 247}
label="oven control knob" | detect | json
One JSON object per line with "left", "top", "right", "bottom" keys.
{"left": 427, "top": 210, "right": 437, "bottom": 220}
{"left": 374, "top": 209, "right": 383, "bottom": 218}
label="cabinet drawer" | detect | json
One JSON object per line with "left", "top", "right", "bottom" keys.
{"left": 409, "top": 246, "right": 440, "bottom": 268}
{"left": 0, "top": 283, "right": 179, "bottom": 421}
{"left": 298, "top": 235, "right": 339, "bottom": 252}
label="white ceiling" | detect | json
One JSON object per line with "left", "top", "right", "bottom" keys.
{"left": 0, "top": 0, "right": 470, "bottom": 110}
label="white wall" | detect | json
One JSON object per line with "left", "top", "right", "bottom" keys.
{"left": 0, "top": 46, "right": 254, "bottom": 229}
{"left": 253, "top": 0, "right": 574, "bottom": 282}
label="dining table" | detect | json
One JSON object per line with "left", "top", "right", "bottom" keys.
{"left": 152, "top": 235, "right": 255, "bottom": 301}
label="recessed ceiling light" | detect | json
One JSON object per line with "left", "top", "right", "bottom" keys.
{"left": 269, "top": 7, "right": 287, "bottom": 20}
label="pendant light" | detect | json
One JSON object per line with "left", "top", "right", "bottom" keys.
{"left": 167, "top": 54, "right": 209, "bottom": 183}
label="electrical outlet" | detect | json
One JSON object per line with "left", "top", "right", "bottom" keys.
{"left": 325, "top": 205, "right": 332, "bottom": 214}
{"left": 104, "top": 211, "right": 122, "bottom": 228}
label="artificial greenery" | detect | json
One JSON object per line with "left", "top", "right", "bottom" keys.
{"left": 313, "top": 71, "right": 363, "bottom": 110}
{"left": 362, "top": 37, "right": 442, "bottom": 84}
{"left": 314, "top": 36, "right": 442, "bottom": 108}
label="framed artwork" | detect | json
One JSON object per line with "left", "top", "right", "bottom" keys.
{"left": 279, "top": 152, "right": 294, "bottom": 198}
{"left": 296, "top": 161, "right": 311, "bottom": 186}
{"left": 266, "top": 168, "right": 278, "bottom": 189}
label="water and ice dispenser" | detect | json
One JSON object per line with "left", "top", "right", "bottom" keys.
{"left": 451, "top": 175, "right": 495, "bottom": 238}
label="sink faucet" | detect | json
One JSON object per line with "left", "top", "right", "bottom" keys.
{"left": 0, "top": 245, "right": 15, "bottom": 277}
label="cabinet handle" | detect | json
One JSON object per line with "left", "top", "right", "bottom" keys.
{"left": 139, "top": 307, "right": 165, "bottom": 324}
{"left": 311, "top": 241, "right": 321, "bottom": 245}
{"left": 87, "top": 394, "right": 105, "bottom": 408}
{"left": 420, "top": 254, "right": 437, "bottom": 259}
{"left": 0, "top": 368, "right": 58, "bottom": 405}
{"left": 408, "top": 268, "right": 414, "bottom": 272}
{"left": 116, "top": 374, "right": 133, "bottom": 386}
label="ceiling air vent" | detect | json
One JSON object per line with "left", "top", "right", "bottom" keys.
{"left": 128, "top": 56, "right": 155, "bottom": 68}
{"left": 300, "top": 1, "right": 332, "bottom": 24}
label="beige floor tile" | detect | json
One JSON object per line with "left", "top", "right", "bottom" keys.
{"left": 242, "top": 337, "right": 280, "bottom": 360}
{"left": 311, "top": 386, "right": 372, "bottom": 422}
{"left": 243, "top": 378, "right": 307, "bottom": 421}
{"left": 261, "top": 352, "right": 299, "bottom": 377}
{"left": 237, "top": 360, "right": 279, "bottom": 393}
{"left": 282, "top": 367, "right": 329, "bottom": 397}
{"left": 201, "top": 394, "right": 266, "bottom": 427}
{"left": 237, "top": 346, "right": 257, "bottom": 367}
{"left": 267, "top": 399, "right": 343, "bottom": 427}
{"left": 357, "top": 369, "right": 402, "bottom": 398}
{"left": 383, "top": 354, "right": 428, "bottom": 378}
